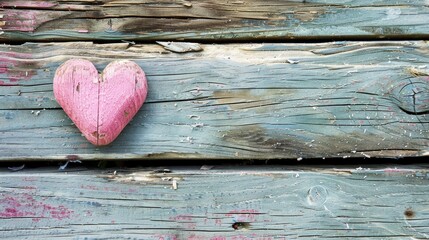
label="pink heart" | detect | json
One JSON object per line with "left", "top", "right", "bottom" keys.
{"left": 53, "top": 59, "right": 148, "bottom": 146}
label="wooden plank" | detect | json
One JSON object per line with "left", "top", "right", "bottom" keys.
{"left": 1, "top": 0, "right": 429, "bottom": 41}
{"left": 1, "top": 165, "right": 429, "bottom": 239}
{"left": 1, "top": 41, "right": 429, "bottom": 160}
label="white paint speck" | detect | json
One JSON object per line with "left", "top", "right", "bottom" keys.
{"left": 287, "top": 59, "right": 300, "bottom": 64}
{"left": 384, "top": 8, "right": 401, "bottom": 20}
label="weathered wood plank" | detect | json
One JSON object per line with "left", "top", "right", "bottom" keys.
{"left": 1, "top": 0, "right": 429, "bottom": 41}
{"left": 1, "top": 41, "right": 429, "bottom": 160}
{"left": 1, "top": 166, "right": 429, "bottom": 239}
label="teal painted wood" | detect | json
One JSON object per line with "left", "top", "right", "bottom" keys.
{"left": 0, "top": 166, "right": 429, "bottom": 239}
{"left": 0, "top": 41, "right": 429, "bottom": 160}
{"left": 1, "top": 0, "right": 429, "bottom": 41}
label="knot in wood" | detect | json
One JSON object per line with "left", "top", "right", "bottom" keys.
{"left": 307, "top": 185, "right": 328, "bottom": 206}
{"left": 392, "top": 79, "right": 429, "bottom": 115}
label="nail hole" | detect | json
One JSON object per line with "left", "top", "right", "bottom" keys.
{"left": 404, "top": 207, "right": 415, "bottom": 219}
{"left": 232, "top": 222, "right": 250, "bottom": 230}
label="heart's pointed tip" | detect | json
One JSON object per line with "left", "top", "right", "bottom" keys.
{"left": 84, "top": 136, "right": 111, "bottom": 147}
{"left": 83, "top": 130, "right": 114, "bottom": 146}
{"left": 97, "top": 137, "right": 115, "bottom": 147}
{"left": 93, "top": 142, "right": 111, "bottom": 147}
{"left": 85, "top": 135, "right": 113, "bottom": 147}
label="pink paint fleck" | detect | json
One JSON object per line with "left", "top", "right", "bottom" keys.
{"left": 186, "top": 222, "right": 197, "bottom": 229}
{"left": 2, "top": 10, "right": 39, "bottom": 32}
{"left": 128, "top": 188, "right": 137, "bottom": 193}
{"left": 23, "top": 177, "right": 37, "bottom": 182}
{"left": 215, "top": 219, "right": 222, "bottom": 226}
{"left": 196, "top": 236, "right": 273, "bottom": 240}
{"left": 231, "top": 236, "right": 251, "bottom": 240}
{"left": 211, "top": 237, "right": 227, "bottom": 240}
{"left": 0, "top": 52, "right": 35, "bottom": 82}
{"left": 170, "top": 214, "right": 193, "bottom": 221}
{"left": 187, "top": 235, "right": 205, "bottom": 240}
{"left": 0, "top": 1, "right": 57, "bottom": 8}
{"left": 104, "top": 186, "right": 121, "bottom": 192}
{"left": 0, "top": 80, "right": 17, "bottom": 86}
{"left": 225, "top": 209, "right": 260, "bottom": 222}
{"left": 2, "top": 8, "right": 69, "bottom": 33}
{"left": 80, "top": 185, "right": 99, "bottom": 191}
{"left": 155, "top": 234, "right": 178, "bottom": 240}
{"left": 0, "top": 193, "right": 74, "bottom": 220}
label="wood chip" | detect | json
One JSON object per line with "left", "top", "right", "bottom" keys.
{"left": 8, "top": 164, "right": 25, "bottom": 172}
{"left": 152, "top": 169, "right": 171, "bottom": 173}
{"left": 156, "top": 41, "right": 203, "bottom": 53}
{"left": 287, "top": 59, "right": 300, "bottom": 64}
{"left": 200, "top": 165, "right": 214, "bottom": 170}
{"left": 59, "top": 160, "right": 82, "bottom": 170}
{"left": 182, "top": 1, "right": 192, "bottom": 7}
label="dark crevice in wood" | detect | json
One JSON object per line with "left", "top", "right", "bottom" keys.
{"left": 1, "top": 36, "right": 429, "bottom": 45}
{"left": 397, "top": 106, "right": 429, "bottom": 116}
{"left": 1, "top": 157, "right": 429, "bottom": 167}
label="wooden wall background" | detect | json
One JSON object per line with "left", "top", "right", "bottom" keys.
{"left": 1, "top": 0, "right": 429, "bottom": 239}
{"left": 1, "top": 0, "right": 429, "bottom": 41}
{"left": 1, "top": 0, "right": 429, "bottom": 160}
{"left": 1, "top": 41, "right": 429, "bottom": 160}
{"left": 1, "top": 165, "right": 429, "bottom": 239}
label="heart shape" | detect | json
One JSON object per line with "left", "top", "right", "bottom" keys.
{"left": 53, "top": 59, "right": 148, "bottom": 146}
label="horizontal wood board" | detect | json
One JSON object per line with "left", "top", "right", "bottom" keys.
{"left": 1, "top": 0, "right": 429, "bottom": 41}
{"left": 1, "top": 41, "right": 429, "bottom": 160}
{"left": 0, "top": 166, "right": 429, "bottom": 239}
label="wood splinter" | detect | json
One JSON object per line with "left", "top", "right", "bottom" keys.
{"left": 53, "top": 59, "right": 148, "bottom": 146}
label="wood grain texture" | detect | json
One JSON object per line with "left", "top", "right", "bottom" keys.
{"left": 99, "top": 60, "right": 148, "bottom": 145}
{"left": 0, "top": 166, "right": 429, "bottom": 239}
{"left": 53, "top": 59, "right": 100, "bottom": 145}
{"left": 54, "top": 59, "right": 148, "bottom": 146}
{"left": 1, "top": 41, "right": 429, "bottom": 160}
{"left": 1, "top": 0, "right": 429, "bottom": 41}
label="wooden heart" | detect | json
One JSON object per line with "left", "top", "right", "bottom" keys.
{"left": 53, "top": 59, "right": 148, "bottom": 146}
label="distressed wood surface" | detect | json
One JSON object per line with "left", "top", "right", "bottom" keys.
{"left": 0, "top": 165, "right": 429, "bottom": 239}
{"left": 1, "top": 0, "right": 429, "bottom": 42}
{"left": 1, "top": 41, "right": 429, "bottom": 160}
